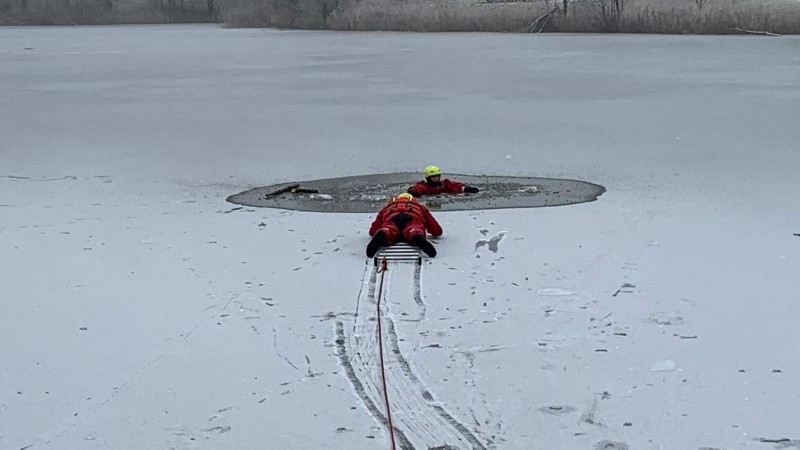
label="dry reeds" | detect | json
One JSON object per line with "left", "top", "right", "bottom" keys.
{"left": 547, "top": 0, "right": 800, "bottom": 34}
{"left": 0, "top": 0, "right": 213, "bottom": 25}
{"left": 621, "top": 2, "right": 800, "bottom": 34}
{"left": 3, "top": 0, "right": 798, "bottom": 33}
{"left": 326, "top": 1, "right": 548, "bottom": 32}
{"left": 224, "top": 0, "right": 800, "bottom": 34}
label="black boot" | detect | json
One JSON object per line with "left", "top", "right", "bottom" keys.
{"left": 366, "top": 230, "right": 387, "bottom": 258}
{"left": 411, "top": 234, "right": 437, "bottom": 258}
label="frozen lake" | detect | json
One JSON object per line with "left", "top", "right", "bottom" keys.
{"left": 3, "top": 25, "right": 799, "bottom": 185}
{"left": 2, "top": 25, "right": 799, "bottom": 450}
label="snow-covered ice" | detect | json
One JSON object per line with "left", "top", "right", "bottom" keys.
{"left": 2, "top": 25, "right": 800, "bottom": 449}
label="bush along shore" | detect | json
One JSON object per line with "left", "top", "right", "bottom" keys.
{"left": 2, "top": 0, "right": 798, "bottom": 35}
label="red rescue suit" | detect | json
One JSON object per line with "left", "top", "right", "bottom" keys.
{"left": 407, "top": 179, "right": 466, "bottom": 197}
{"left": 369, "top": 197, "right": 443, "bottom": 244}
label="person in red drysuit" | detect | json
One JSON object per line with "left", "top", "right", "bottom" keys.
{"left": 367, "top": 193, "right": 443, "bottom": 258}
{"left": 406, "top": 165, "right": 480, "bottom": 198}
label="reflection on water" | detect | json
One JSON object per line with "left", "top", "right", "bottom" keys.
{"left": 226, "top": 172, "right": 605, "bottom": 213}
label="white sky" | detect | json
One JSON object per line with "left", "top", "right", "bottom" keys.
{"left": 1, "top": 25, "right": 799, "bottom": 450}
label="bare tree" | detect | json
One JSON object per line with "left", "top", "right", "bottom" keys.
{"left": 589, "top": 0, "right": 624, "bottom": 31}
{"left": 694, "top": 0, "right": 710, "bottom": 10}
{"left": 207, "top": 0, "right": 216, "bottom": 20}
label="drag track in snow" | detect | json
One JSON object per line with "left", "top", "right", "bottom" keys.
{"left": 336, "top": 262, "right": 487, "bottom": 450}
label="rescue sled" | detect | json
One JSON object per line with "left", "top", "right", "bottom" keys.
{"left": 373, "top": 242, "right": 422, "bottom": 266}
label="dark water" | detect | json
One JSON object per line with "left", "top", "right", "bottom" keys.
{"left": 227, "top": 173, "right": 605, "bottom": 213}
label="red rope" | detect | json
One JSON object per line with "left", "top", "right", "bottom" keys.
{"left": 375, "top": 257, "right": 397, "bottom": 450}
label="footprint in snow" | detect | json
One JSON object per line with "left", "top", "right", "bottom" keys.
{"left": 595, "top": 441, "right": 629, "bottom": 450}
{"left": 648, "top": 312, "right": 684, "bottom": 326}
{"left": 538, "top": 405, "right": 577, "bottom": 415}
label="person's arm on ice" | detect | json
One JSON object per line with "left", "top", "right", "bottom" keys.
{"left": 420, "top": 205, "right": 443, "bottom": 237}
{"left": 409, "top": 165, "right": 479, "bottom": 196}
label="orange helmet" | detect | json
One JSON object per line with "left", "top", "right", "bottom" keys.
{"left": 395, "top": 193, "right": 414, "bottom": 202}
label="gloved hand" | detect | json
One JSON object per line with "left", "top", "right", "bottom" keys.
{"left": 407, "top": 189, "right": 420, "bottom": 198}
{"left": 464, "top": 186, "right": 480, "bottom": 194}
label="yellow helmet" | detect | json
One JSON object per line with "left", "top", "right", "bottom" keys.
{"left": 424, "top": 165, "right": 441, "bottom": 178}
{"left": 396, "top": 193, "right": 414, "bottom": 202}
